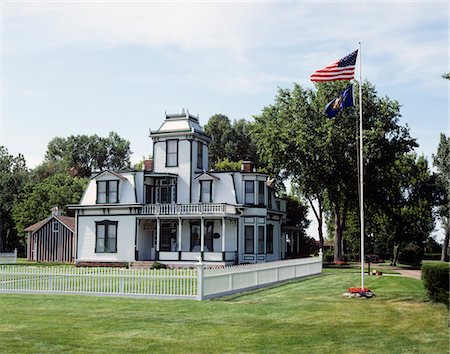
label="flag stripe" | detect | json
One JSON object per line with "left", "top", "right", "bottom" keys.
{"left": 310, "top": 50, "right": 358, "bottom": 82}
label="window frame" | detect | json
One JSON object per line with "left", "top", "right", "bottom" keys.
{"left": 266, "top": 224, "right": 274, "bottom": 254}
{"left": 96, "top": 180, "right": 119, "bottom": 204}
{"left": 244, "top": 225, "right": 254, "bottom": 254}
{"left": 258, "top": 181, "right": 265, "bottom": 206}
{"left": 200, "top": 180, "right": 212, "bottom": 203}
{"left": 166, "top": 139, "right": 179, "bottom": 167}
{"left": 52, "top": 220, "right": 59, "bottom": 233}
{"left": 244, "top": 181, "right": 255, "bottom": 205}
{"left": 197, "top": 141, "right": 203, "bottom": 169}
{"left": 95, "top": 220, "right": 118, "bottom": 253}
{"left": 258, "top": 225, "right": 265, "bottom": 254}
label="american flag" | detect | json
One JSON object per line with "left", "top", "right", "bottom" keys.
{"left": 310, "top": 50, "right": 358, "bottom": 82}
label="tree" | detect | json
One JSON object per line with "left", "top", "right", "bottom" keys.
{"left": 368, "top": 154, "right": 435, "bottom": 265}
{"left": 45, "top": 132, "right": 132, "bottom": 177}
{"left": 214, "top": 158, "right": 242, "bottom": 171}
{"left": 252, "top": 81, "right": 417, "bottom": 261}
{"left": 204, "top": 115, "right": 262, "bottom": 170}
{"left": 204, "top": 114, "right": 234, "bottom": 168}
{"left": 0, "top": 147, "right": 28, "bottom": 251}
{"left": 433, "top": 133, "right": 450, "bottom": 261}
{"left": 12, "top": 173, "right": 88, "bottom": 240}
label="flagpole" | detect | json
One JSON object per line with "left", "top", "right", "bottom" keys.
{"left": 358, "top": 42, "right": 365, "bottom": 290}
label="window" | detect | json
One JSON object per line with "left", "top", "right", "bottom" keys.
{"left": 166, "top": 140, "right": 178, "bottom": 167}
{"left": 244, "top": 181, "right": 254, "bottom": 205}
{"left": 52, "top": 220, "right": 59, "bottom": 233}
{"left": 244, "top": 225, "right": 254, "bottom": 254}
{"left": 268, "top": 191, "right": 273, "bottom": 209}
{"left": 161, "top": 221, "right": 177, "bottom": 251}
{"left": 258, "top": 181, "right": 265, "bottom": 206}
{"left": 97, "top": 180, "right": 119, "bottom": 204}
{"left": 200, "top": 180, "right": 212, "bottom": 203}
{"left": 190, "top": 223, "right": 201, "bottom": 251}
{"left": 266, "top": 224, "right": 274, "bottom": 254}
{"left": 197, "top": 141, "right": 203, "bottom": 169}
{"left": 205, "top": 221, "right": 214, "bottom": 252}
{"left": 150, "top": 178, "right": 177, "bottom": 204}
{"left": 258, "top": 226, "right": 265, "bottom": 254}
{"left": 95, "top": 221, "right": 118, "bottom": 253}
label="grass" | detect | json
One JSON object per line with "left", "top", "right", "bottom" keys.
{"left": 0, "top": 270, "right": 448, "bottom": 353}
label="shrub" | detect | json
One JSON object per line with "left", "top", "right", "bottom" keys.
{"left": 421, "top": 263, "right": 449, "bottom": 305}
{"left": 324, "top": 249, "right": 334, "bottom": 263}
{"left": 423, "top": 253, "right": 442, "bottom": 261}
{"left": 151, "top": 262, "right": 167, "bottom": 269}
{"left": 398, "top": 243, "right": 423, "bottom": 266}
{"left": 343, "top": 254, "right": 358, "bottom": 262}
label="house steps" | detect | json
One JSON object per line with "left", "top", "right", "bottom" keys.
{"left": 130, "top": 261, "right": 155, "bottom": 269}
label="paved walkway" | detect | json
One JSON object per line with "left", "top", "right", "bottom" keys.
{"left": 390, "top": 268, "right": 421, "bottom": 280}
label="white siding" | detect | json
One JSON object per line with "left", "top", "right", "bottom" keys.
{"left": 134, "top": 172, "right": 145, "bottom": 204}
{"left": 153, "top": 139, "right": 192, "bottom": 203}
{"left": 77, "top": 215, "right": 136, "bottom": 262}
{"left": 80, "top": 172, "right": 138, "bottom": 205}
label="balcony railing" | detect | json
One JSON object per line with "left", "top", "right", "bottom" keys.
{"left": 141, "top": 203, "right": 237, "bottom": 216}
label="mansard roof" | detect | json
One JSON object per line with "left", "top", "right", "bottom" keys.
{"left": 150, "top": 109, "right": 212, "bottom": 142}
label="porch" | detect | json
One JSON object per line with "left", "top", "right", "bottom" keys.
{"left": 136, "top": 213, "right": 239, "bottom": 265}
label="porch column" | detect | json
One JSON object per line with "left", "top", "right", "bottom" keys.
{"left": 221, "top": 217, "right": 226, "bottom": 252}
{"left": 156, "top": 218, "right": 160, "bottom": 252}
{"left": 200, "top": 217, "right": 205, "bottom": 252}
{"left": 178, "top": 218, "right": 182, "bottom": 251}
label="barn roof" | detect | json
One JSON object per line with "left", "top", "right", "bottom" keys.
{"left": 24, "top": 215, "right": 75, "bottom": 233}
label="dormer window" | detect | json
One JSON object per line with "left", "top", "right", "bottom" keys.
{"left": 97, "top": 180, "right": 119, "bottom": 204}
{"left": 197, "top": 141, "right": 203, "bottom": 169}
{"left": 166, "top": 140, "right": 178, "bottom": 167}
{"left": 200, "top": 180, "right": 212, "bottom": 203}
{"left": 244, "top": 181, "right": 254, "bottom": 205}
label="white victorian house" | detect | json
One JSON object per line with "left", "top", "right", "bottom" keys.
{"left": 71, "top": 110, "right": 288, "bottom": 267}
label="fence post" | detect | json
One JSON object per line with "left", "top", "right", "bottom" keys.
{"left": 120, "top": 272, "right": 125, "bottom": 294}
{"left": 13, "top": 249, "right": 17, "bottom": 264}
{"left": 196, "top": 257, "right": 204, "bottom": 301}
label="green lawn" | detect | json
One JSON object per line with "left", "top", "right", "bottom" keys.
{"left": 0, "top": 270, "right": 447, "bottom": 354}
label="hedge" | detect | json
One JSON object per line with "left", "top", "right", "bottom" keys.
{"left": 421, "top": 263, "right": 449, "bottom": 305}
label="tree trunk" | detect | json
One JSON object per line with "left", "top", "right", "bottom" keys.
{"left": 333, "top": 201, "right": 348, "bottom": 262}
{"left": 308, "top": 197, "right": 324, "bottom": 250}
{"left": 441, "top": 221, "right": 449, "bottom": 262}
{"left": 0, "top": 219, "right": 3, "bottom": 253}
{"left": 391, "top": 242, "right": 402, "bottom": 266}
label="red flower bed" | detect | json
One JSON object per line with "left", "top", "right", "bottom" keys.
{"left": 348, "top": 287, "right": 370, "bottom": 294}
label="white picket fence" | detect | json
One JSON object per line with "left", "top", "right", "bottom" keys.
{"left": 0, "top": 254, "right": 322, "bottom": 300}
{"left": 200, "top": 254, "right": 323, "bottom": 299}
{"left": 0, "top": 267, "right": 198, "bottom": 299}
{"left": 0, "top": 249, "right": 17, "bottom": 264}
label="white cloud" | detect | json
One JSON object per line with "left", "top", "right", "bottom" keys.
{"left": 2, "top": 1, "right": 447, "bottom": 105}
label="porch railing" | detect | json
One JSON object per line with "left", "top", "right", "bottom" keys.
{"left": 141, "top": 203, "right": 236, "bottom": 216}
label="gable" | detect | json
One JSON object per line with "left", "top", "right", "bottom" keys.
{"left": 195, "top": 172, "right": 220, "bottom": 181}
{"left": 24, "top": 215, "right": 75, "bottom": 234}
{"left": 91, "top": 170, "right": 126, "bottom": 181}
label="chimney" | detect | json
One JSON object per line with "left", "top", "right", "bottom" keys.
{"left": 51, "top": 206, "right": 60, "bottom": 216}
{"left": 241, "top": 161, "right": 254, "bottom": 173}
{"left": 144, "top": 159, "right": 154, "bottom": 172}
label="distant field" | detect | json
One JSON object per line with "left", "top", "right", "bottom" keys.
{"left": 0, "top": 269, "right": 447, "bottom": 353}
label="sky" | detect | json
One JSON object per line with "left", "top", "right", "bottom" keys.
{"left": 1, "top": 0, "right": 448, "bottom": 240}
